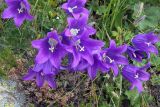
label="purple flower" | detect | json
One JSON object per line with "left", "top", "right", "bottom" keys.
{"left": 62, "top": 0, "right": 89, "bottom": 19}
{"left": 32, "top": 31, "right": 67, "bottom": 68}
{"left": 69, "top": 54, "right": 109, "bottom": 80}
{"left": 122, "top": 63, "right": 150, "bottom": 93}
{"left": 64, "top": 33, "right": 104, "bottom": 68}
{"left": 65, "top": 15, "right": 96, "bottom": 37}
{"left": 102, "top": 40, "right": 128, "bottom": 76}
{"left": 132, "top": 32, "right": 159, "bottom": 57}
{"left": 127, "top": 46, "right": 147, "bottom": 62}
{"left": 2, "top": 0, "right": 34, "bottom": 27}
{"left": 23, "top": 61, "right": 57, "bottom": 88}
{"left": 87, "top": 54, "right": 109, "bottom": 80}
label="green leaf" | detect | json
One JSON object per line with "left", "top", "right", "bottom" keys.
{"left": 125, "top": 89, "right": 141, "bottom": 107}
{"left": 137, "top": 6, "right": 160, "bottom": 31}
{"left": 151, "top": 74, "right": 160, "bottom": 85}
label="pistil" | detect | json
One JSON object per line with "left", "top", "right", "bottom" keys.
{"left": 70, "top": 28, "right": 80, "bottom": 36}
{"left": 48, "top": 38, "right": 58, "bottom": 53}
{"left": 68, "top": 6, "right": 78, "bottom": 13}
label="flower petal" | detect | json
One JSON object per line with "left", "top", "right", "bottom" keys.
{"left": 82, "top": 8, "right": 89, "bottom": 16}
{"left": 148, "top": 44, "right": 158, "bottom": 55}
{"left": 36, "top": 73, "right": 44, "bottom": 87}
{"left": 35, "top": 49, "right": 49, "bottom": 64}
{"left": 23, "top": 69, "right": 36, "bottom": 80}
{"left": 85, "top": 25, "right": 96, "bottom": 36}
{"left": 14, "top": 14, "right": 26, "bottom": 27}
{"left": 26, "top": 13, "right": 34, "bottom": 21}
{"left": 33, "top": 64, "right": 43, "bottom": 72}
{"left": 67, "top": 17, "right": 75, "bottom": 27}
{"left": 87, "top": 66, "right": 97, "bottom": 80}
{"left": 65, "top": 29, "right": 72, "bottom": 37}
{"left": 72, "top": 13, "right": 81, "bottom": 19}
{"left": 111, "top": 64, "right": 119, "bottom": 76}
{"left": 109, "top": 40, "right": 116, "bottom": 48}
{"left": 133, "top": 79, "right": 144, "bottom": 93}
{"left": 50, "top": 46, "right": 66, "bottom": 68}
{"left": 61, "top": 3, "right": 68, "bottom": 9}
{"left": 146, "top": 32, "right": 159, "bottom": 44}
{"left": 32, "top": 39, "right": 45, "bottom": 49}
{"left": 43, "top": 61, "right": 56, "bottom": 75}
{"left": 112, "top": 55, "right": 128, "bottom": 65}
{"left": 138, "top": 70, "right": 150, "bottom": 81}
{"left": 81, "top": 50, "right": 94, "bottom": 65}
{"left": 76, "top": 59, "right": 89, "bottom": 71}
{"left": 46, "top": 76, "right": 57, "bottom": 88}
{"left": 5, "top": 0, "right": 19, "bottom": 6}
{"left": 2, "top": 8, "right": 15, "bottom": 19}
{"left": 82, "top": 38, "right": 104, "bottom": 52}
{"left": 23, "top": 0, "right": 31, "bottom": 10}
{"left": 72, "top": 48, "right": 81, "bottom": 68}
{"left": 80, "top": 0, "right": 87, "bottom": 5}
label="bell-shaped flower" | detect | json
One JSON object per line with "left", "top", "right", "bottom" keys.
{"left": 86, "top": 54, "right": 109, "bottom": 80}
{"left": 32, "top": 31, "right": 67, "bottom": 68}
{"left": 2, "top": 0, "right": 34, "bottom": 27}
{"left": 23, "top": 61, "right": 58, "bottom": 88}
{"left": 62, "top": 0, "right": 89, "bottom": 19}
{"left": 65, "top": 15, "right": 96, "bottom": 37}
{"left": 132, "top": 32, "right": 159, "bottom": 58}
{"left": 64, "top": 32, "right": 104, "bottom": 68}
{"left": 122, "top": 63, "right": 150, "bottom": 93}
{"left": 127, "top": 46, "right": 147, "bottom": 62}
{"left": 102, "top": 40, "right": 128, "bottom": 76}
{"left": 70, "top": 54, "right": 109, "bottom": 80}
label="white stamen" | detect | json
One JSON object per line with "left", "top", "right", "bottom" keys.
{"left": 108, "top": 57, "right": 114, "bottom": 63}
{"left": 68, "top": 6, "right": 78, "bottom": 13}
{"left": 145, "top": 42, "right": 151, "bottom": 47}
{"left": 73, "top": 6, "right": 78, "bottom": 9}
{"left": 133, "top": 53, "right": 137, "bottom": 58}
{"left": 75, "top": 39, "right": 85, "bottom": 52}
{"left": 68, "top": 7, "right": 73, "bottom": 13}
{"left": 17, "top": 2, "right": 25, "bottom": 14}
{"left": 80, "top": 46, "right": 85, "bottom": 51}
{"left": 102, "top": 53, "right": 107, "bottom": 61}
{"left": 134, "top": 73, "right": 139, "bottom": 79}
{"left": 102, "top": 53, "right": 114, "bottom": 63}
{"left": 48, "top": 38, "right": 58, "bottom": 53}
{"left": 17, "top": 8, "right": 23, "bottom": 13}
{"left": 49, "top": 47, "right": 55, "bottom": 53}
{"left": 41, "top": 72, "right": 44, "bottom": 76}
{"left": 70, "top": 28, "right": 80, "bottom": 36}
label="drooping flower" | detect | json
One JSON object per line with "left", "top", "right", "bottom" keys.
{"left": 32, "top": 31, "right": 67, "bottom": 68}
{"left": 127, "top": 46, "right": 147, "bottom": 62}
{"left": 132, "top": 32, "right": 159, "bottom": 57}
{"left": 23, "top": 61, "right": 58, "bottom": 88}
{"left": 2, "top": 0, "right": 34, "bottom": 27}
{"left": 86, "top": 54, "right": 109, "bottom": 80}
{"left": 64, "top": 32, "right": 105, "bottom": 68}
{"left": 101, "top": 40, "right": 128, "bottom": 76}
{"left": 122, "top": 63, "right": 150, "bottom": 93}
{"left": 68, "top": 54, "right": 109, "bottom": 80}
{"left": 65, "top": 15, "right": 96, "bottom": 37}
{"left": 62, "top": 0, "right": 89, "bottom": 19}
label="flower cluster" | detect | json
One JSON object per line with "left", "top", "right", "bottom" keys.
{"left": 124, "top": 32, "right": 159, "bottom": 92}
{"left": 2, "top": 0, "right": 33, "bottom": 27}
{"left": 2, "top": 0, "right": 159, "bottom": 93}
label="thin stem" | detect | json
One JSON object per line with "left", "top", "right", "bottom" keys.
{"left": 33, "top": 0, "right": 39, "bottom": 12}
{"left": 106, "top": 31, "right": 111, "bottom": 41}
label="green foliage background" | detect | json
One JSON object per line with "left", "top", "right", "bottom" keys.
{"left": 0, "top": 0, "right": 160, "bottom": 106}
